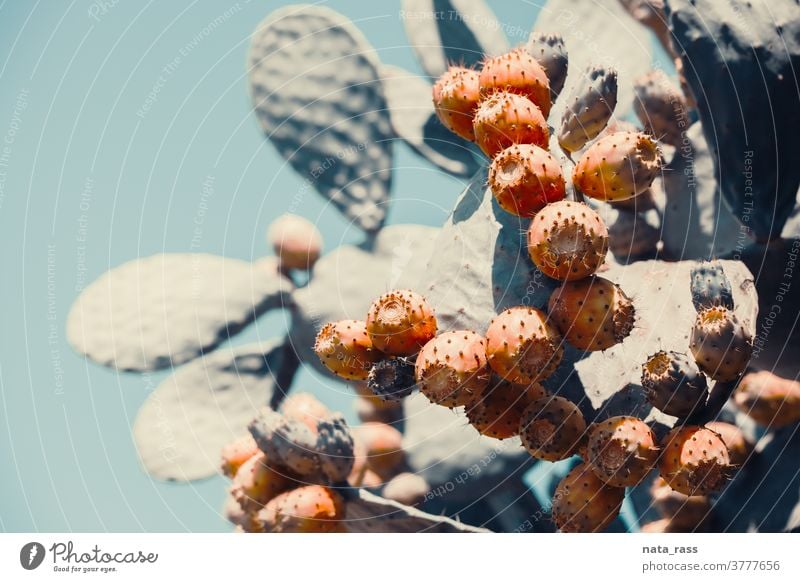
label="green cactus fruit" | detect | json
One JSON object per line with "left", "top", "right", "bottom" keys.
{"left": 479, "top": 47, "right": 552, "bottom": 117}
{"left": 432, "top": 66, "right": 482, "bottom": 141}
{"left": 527, "top": 200, "right": 609, "bottom": 281}
{"left": 733, "top": 370, "right": 800, "bottom": 429}
{"left": 573, "top": 131, "right": 662, "bottom": 201}
{"left": 366, "top": 357, "right": 417, "bottom": 401}
{"left": 488, "top": 144, "right": 566, "bottom": 217}
{"left": 415, "top": 330, "right": 491, "bottom": 408}
{"left": 659, "top": 425, "right": 731, "bottom": 496}
{"left": 315, "top": 413, "right": 356, "bottom": 482}
{"left": 485, "top": 306, "right": 564, "bottom": 384}
{"left": 248, "top": 407, "right": 320, "bottom": 477}
{"left": 314, "top": 320, "right": 381, "bottom": 380}
{"left": 690, "top": 262, "right": 734, "bottom": 311}
{"left": 466, "top": 377, "right": 548, "bottom": 440}
{"left": 689, "top": 306, "right": 753, "bottom": 382}
{"left": 587, "top": 416, "right": 658, "bottom": 487}
{"left": 525, "top": 32, "right": 568, "bottom": 99}
{"left": 558, "top": 66, "right": 618, "bottom": 153}
{"left": 519, "top": 395, "right": 587, "bottom": 461}
{"left": 366, "top": 289, "right": 438, "bottom": 356}
{"left": 633, "top": 69, "right": 689, "bottom": 147}
{"left": 641, "top": 351, "right": 709, "bottom": 417}
{"left": 472, "top": 91, "right": 549, "bottom": 157}
{"left": 552, "top": 462, "right": 625, "bottom": 533}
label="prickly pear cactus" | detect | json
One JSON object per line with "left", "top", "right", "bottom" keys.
{"left": 690, "top": 261, "right": 734, "bottom": 311}
{"left": 248, "top": 5, "right": 393, "bottom": 232}
{"left": 526, "top": 32, "right": 569, "bottom": 99}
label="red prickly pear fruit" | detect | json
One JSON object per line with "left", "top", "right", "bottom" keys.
{"left": 488, "top": 144, "right": 566, "bottom": 217}
{"left": 230, "top": 451, "right": 297, "bottom": 512}
{"left": 465, "top": 378, "right": 547, "bottom": 440}
{"left": 352, "top": 422, "right": 404, "bottom": 479}
{"left": 551, "top": 462, "right": 624, "bottom": 533}
{"left": 415, "top": 331, "right": 491, "bottom": 408}
{"left": 689, "top": 306, "right": 753, "bottom": 382}
{"left": 658, "top": 425, "right": 731, "bottom": 496}
{"left": 485, "top": 306, "right": 564, "bottom": 384}
{"left": 256, "top": 485, "right": 345, "bottom": 533}
{"left": 314, "top": 320, "right": 380, "bottom": 380}
{"left": 366, "top": 289, "right": 437, "bottom": 356}
{"left": 548, "top": 276, "right": 635, "bottom": 351}
{"left": 650, "top": 476, "right": 712, "bottom": 530}
{"left": 432, "top": 66, "right": 482, "bottom": 141}
{"left": 733, "top": 370, "right": 800, "bottom": 428}
{"left": 573, "top": 131, "right": 662, "bottom": 202}
{"left": 472, "top": 91, "right": 549, "bottom": 158}
{"left": 587, "top": 416, "right": 658, "bottom": 487}
{"left": 704, "top": 421, "right": 752, "bottom": 466}
{"left": 527, "top": 200, "right": 608, "bottom": 281}
{"left": 267, "top": 214, "right": 323, "bottom": 271}
{"left": 641, "top": 351, "right": 709, "bottom": 417}
{"left": 519, "top": 395, "right": 587, "bottom": 461}
{"left": 220, "top": 434, "right": 260, "bottom": 478}
{"left": 280, "top": 392, "right": 331, "bottom": 434}
{"left": 479, "top": 48, "right": 552, "bottom": 117}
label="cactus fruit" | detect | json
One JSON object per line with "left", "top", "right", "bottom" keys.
{"left": 519, "top": 396, "right": 587, "bottom": 461}
{"left": 548, "top": 277, "right": 635, "bottom": 351}
{"left": 650, "top": 475, "right": 712, "bottom": 530}
{"left": 641, "top": 351, "right": 709, "bottom": 417}
{"left": 479, "top": 48, "right": 552, "bottom": 117}
{"left": 551, "top": 462, "right": 625, "bottom": 533}
{"left": 256, "top": 485, "right": 345, "bottom": 533}
{"left": 485, "top": 307, "right": 564, "bottom": 384}
{"left": 267, "top": 213, "right": 323, "bottom": 271}
{"left": 432, "top": 66, "right": 482, "bottom": 141}
{"left": 487, "top": 144, "right": 566, "bottom": 217}
{"left": 353, "top": 422, "right": 404, "bottom": 478}
{"left": 526, "top": 200, "right": 609, "bottom": 281}
{"left": 415, "top": 330, "right": 491, "bottom": 408}
{"left": 586, "top": 416, "right": 658, "bottom": 487}
{"left": 573, "top": 131, "right": 661, "bottom": 202}
{"left": 525, "top": 33, "right": 568, "bottom": 99}
{"left": 733, "top": 370, "right": 800, "bottom": 428}
{"left": 366, "top": 289, "right": 437, "bottom": 356}
{"left": 689, "top": 306, "right": 753, "bottom": 382}
{"left": 633, "top": 69, "right": 689, "bottom": 147}
{"left": 220, "top": 434, "right": 260, "bottom": 478}
{"left": 314, "top": 320, "right": 380, "bottom": 380}
{"left": 690, "top": 262, "right": 734, "bottom": 312}
{"left": 466, "top": 378, "right": 547, "bottom": 440}
{"left": 558, "top": 66, "right": 618, "bottom": 153}
{"left": 659, "top": 425, "right": 732, "bottom": 496}
{"left": 704, "top": 421, "right": 752, "bottom": 466}
{"left": 315, "top": 414, "right": 356, "bottom": 482}
{"left": 472, "top": 91, "right": 549, "bottom": 158}
{"left": 248, "top": 407, "right": 320, "bottom": 477}
{"left": 382, "top": 472, "right": 429, "bottom": 506}
{"left": 280, "top": 393, "right": 331, "bottom": 433}
{"left": 230, "top": 451, "right": 297, "bottom": 512}
{"left": 366, "top": 357, "right": 417, "bottom": 401}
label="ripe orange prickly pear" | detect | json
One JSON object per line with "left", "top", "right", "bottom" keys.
{"left": 256, "top": 485, "right": 345, "bottom": 533}
{"left": 366, "top": 289, "right": 437, "bottom": 356}
{"left": 230, "top": 451, "right": 297, "bottom": 512}
{"left": 366, "top": 357, "right": 417, "bottom": 401}
{"left": 267, "top": 214, "right": 323, "bottom": 271}
{"left": 472, "top": 91, "right": 549, "bottom": 157}
{"left": 220, "top": 434, "right": 260, "bottom": 478}
{"left": 415, "top": 331, "right": 491, "bottom": 408}
{"left": 552, "top": 462, "right": 624, "bottom": 533}
{"left": 485, "top": 307, "right": 563, "bottom": 384}
{"left": 641, "top": 351, "right": 708, "bottom": 417}
{"left": 479, "top": 47, "right": 552, "bottom": 117}
{"left": 280, "top": 392, "right": 331, "bottom": 433}
{"left": 488, "top": 144, "right": 566, "bottom": 217}
{"left": 548, "top": 276, "right": 635, "bottom": 351}
{"left": 314, "top": 320, "right": 380, "bottom": 380}
{"left": 432, "top": 66, "right": 482, "bottom": 141}
{"left": 519, "top": 395, "right": 586, "bottom": 461}
{"left": 689, "top": 306, "right": 752, "bottom": 382}
{"left": 573, "top": 131, "right": 662, "bottom": 202}
{"left": 733, "top": 370, "right": 800, "bottom": 428}
{"left": 353, "top": 421, "right": 404, "bottom": 479}
{"left": 650, "top": 476, "right": 711, "bottom": 530}
{"left": 466, "top": 378, "right": 547, "bottom": 440}
{"left": 704, "top": 421, "right": 752, "bottom": 466}
{"left": 587, "top": 416, "right": 658, "bottom": 487}
{"left": 527, "top": 200, "right": 608, "bottom": 281}
{"left": 659, "top": 425, "right": 731, "bottom": 496}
